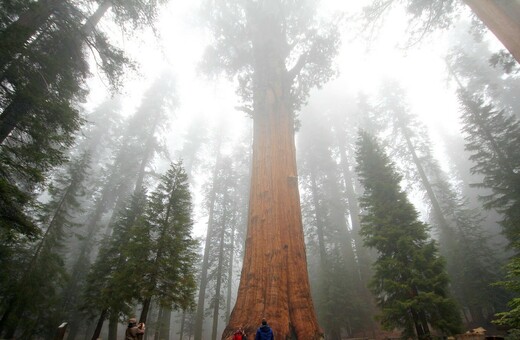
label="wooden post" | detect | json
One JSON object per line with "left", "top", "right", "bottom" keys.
{"left": 55, "top": 322, "right": 67, "bottom": 340}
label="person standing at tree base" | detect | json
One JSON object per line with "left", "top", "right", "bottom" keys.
{"left": 125, "top": 317, "right": 145, "bottom": 340}
{"left": 255, "top": 319, "right": 274, "bottom": 340}
{"left": 233, "top": 327, "right": 247, "bottom": 340}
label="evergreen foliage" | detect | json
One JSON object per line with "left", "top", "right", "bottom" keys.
{"left": 458, "top": 91, "right": 520, "bottom": 244}
{"left": 61, "top": 74, "right": 177, "bottom": 336}
{"left": 355, "top": 131, "right": 461, "bottom": 339}
{"left": 458, "top": 90, "right": 520, "bottom": 328}
{"left": 82, "top": 190, "right": 148, "bottom": 329}
{"left": 0, "top": 0, "right": 170, "bottom": 241}
{"left": 201, "top": 0, "right": 340, "bottom": 111}
{"left": 0, "top": 151, "right": 90, "bottom": 338}
{"left": 494, "top": 257, "right": 520, "bottom": 329}
{"left": 133, "top": 161, "right": 198, "bottom": 315}
{"left": 374, "top": 80, "right": 507, "bottom": 323}
{"left": 298, "top": 109, "right": 370, "bottom": 338}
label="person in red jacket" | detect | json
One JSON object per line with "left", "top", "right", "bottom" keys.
{"left": 233, "top": 326, "right": 247, "bottom": 340}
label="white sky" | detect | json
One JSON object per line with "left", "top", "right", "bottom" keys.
{"left": 83, "top": 0, "right": 501, "bottom": 235}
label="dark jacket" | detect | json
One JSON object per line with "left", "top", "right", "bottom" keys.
{"left": 255, "top": 324, "right": 274, "bottom": 340}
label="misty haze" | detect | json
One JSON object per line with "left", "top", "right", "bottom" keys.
{"left": 1, "top": 1, "right": 520, "bottom": 340}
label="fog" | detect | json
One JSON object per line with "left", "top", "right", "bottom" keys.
{"left": 1, "top": 0, "right": 519, "bottom": 339}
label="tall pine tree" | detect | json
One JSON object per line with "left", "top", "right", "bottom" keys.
{"left": 355, "top": 131, "right": 461, "bottom": 339}
{"left": 131, "top": 161, "right": 198, "bottom": 325}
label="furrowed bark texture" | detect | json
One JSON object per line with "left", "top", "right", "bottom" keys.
{"left": 223, "top": 90, "right": 321, "bottom": 339}
{"left": 222, "top": 21, "right": 321, "bottom": 337}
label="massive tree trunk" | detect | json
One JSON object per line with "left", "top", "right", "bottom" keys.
{"left": 464, "top": 0, "right": 520, "bottom": 64}
{"left": 222, "top": 22, "right": 321, "bottom": 337}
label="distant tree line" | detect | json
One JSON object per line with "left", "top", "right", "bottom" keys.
{"left": 1, "top": 0, "right": 520, "bottom": 339}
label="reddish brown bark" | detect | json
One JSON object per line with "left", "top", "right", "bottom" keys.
{"left": 221, "top": 43, "right": 322, "bottom": 340}
{"left": 222, "top": 93, "right": 321, "bottom": 339}
{"left": 464, "top": 0, "right": 520, "bottom": 64}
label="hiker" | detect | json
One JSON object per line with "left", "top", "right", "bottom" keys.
{"left": 125, "top": 317, "right": 145, "bottom": 340}
{"left": 255, "top": 319, "right": 274, "bottom": 340}
{"left": 233, "top": 327, "right": 247, "bottom": 340}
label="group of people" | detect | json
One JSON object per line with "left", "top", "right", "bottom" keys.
{"left": 125, "top": 317, "right": 273, "bottom": 340}
{"left": 233, "top": 318, "right": 274, "bottom": 340}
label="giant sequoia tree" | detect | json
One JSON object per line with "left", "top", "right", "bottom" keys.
{"left": 202, "top": 0, "right": 339, "bottom": 338}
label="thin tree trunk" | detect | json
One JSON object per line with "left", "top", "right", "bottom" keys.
{"left": 139, "top": 297, "right": 152, "bottom": 330}
{"left": 225, "top": 223, "right": 236, "bottom": 322}
{"left": 91, "top": 308, "right": 108, "bottom": 340}
{"left": 411, "top": 308, "right": 426, "bottom": 339}
{"left": 309, "top": 168, "right": 341, "bottom": 338}
{"left": 154, "top": 307, "right": 164, "bottom": 340}
{"left": 336, "top": 137, "right": 377, "bottom": 337}
{"left": 396, "top": 120, "right": 457, "bottom": 247}
{"left": 108, "top": 312, "right": 118, "bottom": 340}
{"left": 336, "top": 132, "right": 372, "bottom": 280}
{"left": 179, "top": 311, "right": 186, "bottom": 340}
{"left": 211, "top": 208, "right": 227, "bottom": 340}
{"left": 309, "top": 169, "right": 328, "bottom": 269}
{"left": 194, "top": 143, "right": 222, "bottom": 340}
{"left": 464, "top": 0, "right": 520, "bottom": 64}
{"left": 159, "top": 307, "right": 172, "bottom": 340}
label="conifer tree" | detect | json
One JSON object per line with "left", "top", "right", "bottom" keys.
{"left": 131, "top": 161, "right": 198, "bottom": 324}
{"left": 374, "top": 81, "right": 506, "bottom": 324}
{"left": 458, "top": 91, "right": 520, "bottom": 246}
{"left": 298, "top": 108, "right": 370, "bottom": 338}
{"left": 355, "top": 131, "right": 461, "bottom": 339}
{"left": 62, "top": 74, "right": 176, "bottom": 338}
{"left": 82, "top": 190, "right": 148, "bottom": 340}
{"left": 0, "top": 151, "right": 90, "bottom": 338}
{"left": 0, "top": 0, "right": 169, "bottom": 240}
{"left": 457, "top": 90, "right": 520, "bottom": 328}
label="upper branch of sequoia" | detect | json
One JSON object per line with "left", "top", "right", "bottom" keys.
{"left": 200, "top": 0, "right": 341, "bottom": 112}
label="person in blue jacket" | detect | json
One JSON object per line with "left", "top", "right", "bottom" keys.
{"left": 255, "top": 318, "right": 274, "bottom": 340}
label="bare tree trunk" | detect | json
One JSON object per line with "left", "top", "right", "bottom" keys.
{"left": 464, "top": 0, "right": 520, "bottom": 64}
{"left": 179, "top": 311, "right": 186, "bottom": 340}
{"left": 336, "top": 137, "right": 377, "bottom": 338}
{"left": 211, "top": 208, "right": 227, "bottom": 340}
{"left": 396, "top": 119, "right": 457, "bottom": 247}
{"left": 91, "top": 308, "right": 108, "bottom": 340}
{"left": 108, "top": 312, "right": 118, "bottom": 340}
{"left": 158, "top": 307, "right": 172, "bottom": 340}
{"left": 225, "top": 223, "right": 236, "bottom": 322}
{"left": 139, "top": 297, "right": 153, "bottom": 340}
{"left": 194, "top": 143, "right": 222, "bottom": 340}
{"left": 222, "top": 37, "right": 321, "bottom": 337}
